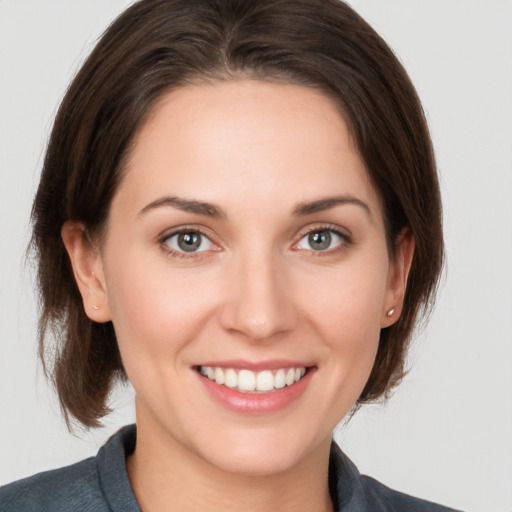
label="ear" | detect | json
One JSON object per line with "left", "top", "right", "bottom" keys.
{"left": 61, "top": 221, "right": 111, "bottom": 323}
{"left": 381, "top": 229, "right": 415, "bottom": 327}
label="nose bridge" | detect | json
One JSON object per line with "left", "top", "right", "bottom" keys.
{"left": 220, "top": 245, "right": 297, "bottom": 341}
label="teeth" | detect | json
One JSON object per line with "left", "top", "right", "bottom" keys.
{"left": 274, "top": 369, "right": 286, "bottom": 389}
{"left": 256, "top": 370, "right": 274, "bottom": 391}
{"left": 238, "top": 369, "right": 256, "bottom": 391}
{"left": 214, "top": 367, "right": 225, "bottom": 385}
{"left": 199, "top": 366, "right": 308, "bottom": 393}
{"left": 225, "top": 368, "right": 237, "bottom": 388}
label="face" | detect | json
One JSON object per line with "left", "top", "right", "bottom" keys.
{"left": 65, "top": 80, "right": 411, "bottom": 477}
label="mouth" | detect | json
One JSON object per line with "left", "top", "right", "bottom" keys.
{"left": 194, "top": 363, "right": 315, "bottom": 414}
{"left": 196, "top": 365, "right": 310, "bottom": 393}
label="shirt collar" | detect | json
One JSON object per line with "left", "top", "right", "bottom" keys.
{"left": 97, "top": 425, "right": 370, "bottom": 512}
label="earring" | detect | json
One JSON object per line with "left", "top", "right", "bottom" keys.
{"left": 92, "top": 305, "right": 100, "bottom": 311}
{"left": 386, "top": 308, "right": 395, "bottom": 317}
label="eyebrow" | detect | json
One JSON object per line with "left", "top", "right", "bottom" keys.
{"left": 293, "top": 195, "right": 372, "bottom": 219}
{"left": 138, "top": 196, "right": 226, "bottom": 218}
{"left": 138, "top": 194, "right": 371, "bottom": 220}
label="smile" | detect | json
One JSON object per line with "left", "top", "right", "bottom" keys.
{"left": 198, "top": 366, "right": 307, "bottom": 393}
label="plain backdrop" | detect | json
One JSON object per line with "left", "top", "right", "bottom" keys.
{"left": 1, "top": 1, "right": 511, "bottom": 511}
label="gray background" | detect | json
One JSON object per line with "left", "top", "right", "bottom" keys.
{"left": 1, "top": 1, "right": 511, "bottom": 511}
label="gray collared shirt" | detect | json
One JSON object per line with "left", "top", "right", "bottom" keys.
{"left": 0, "top": 425, "right": 462, "bottom": 511}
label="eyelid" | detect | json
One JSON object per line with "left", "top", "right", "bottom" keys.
{"left": 294, "top": 222, "right": 352, "bottom": 240}
{"left": 292, "top": 223, "right": 352, "bottom": 252}
{"left": 158, "top": 225, "right": 221, "bottom": 257}
{"left": 159, "top": 225, "right": 208, "bottom": 241}
{"left": 156, "top": 223, "right": 352, "bottom": 259}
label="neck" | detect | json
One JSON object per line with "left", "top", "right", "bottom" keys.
{"left": 127, "top": 413, "right": 334, "bottom": 512}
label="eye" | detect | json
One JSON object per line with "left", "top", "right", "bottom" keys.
{"left": 295, "top": 229, "right": 346, "bottom": 252}
{"left": 163, "top": 230, "right": 214, "bottom": 253}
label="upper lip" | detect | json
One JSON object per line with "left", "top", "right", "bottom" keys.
{"left": 195, "top": 359, "right": 314, "bottom": 371}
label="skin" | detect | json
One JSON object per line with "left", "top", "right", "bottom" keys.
{"left": 62, "top": 80, "right": 414, "bottom": 512}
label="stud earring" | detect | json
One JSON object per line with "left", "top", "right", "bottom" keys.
{"left": 92, "top": 305, "right": 100, "bottom": 311}
{"left": 386, "top": 308, "right": 395, "bottom": 317}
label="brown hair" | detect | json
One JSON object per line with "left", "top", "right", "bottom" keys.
{"left": 31, "top": 0, "right": 443, "bottom": 428}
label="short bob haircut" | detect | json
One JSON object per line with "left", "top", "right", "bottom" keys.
{"left": 31, "top": 0, "right": 443, "bottom": 428}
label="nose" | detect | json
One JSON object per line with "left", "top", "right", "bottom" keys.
{"left": 219, "top": 250, "right": 298, "bottom": 343}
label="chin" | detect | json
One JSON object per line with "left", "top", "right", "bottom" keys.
{"left": 196, "top": 427, "right": 328, "bottom": 477}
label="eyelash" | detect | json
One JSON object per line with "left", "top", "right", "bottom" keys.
{"left": 159, "top": 224, "right": 352, "bottom": 259}
{"left": 159, "top": 227, "right": 217, "bottom": 259}
{"left": 294, "top": 224, "right": 352, "bottom": 255}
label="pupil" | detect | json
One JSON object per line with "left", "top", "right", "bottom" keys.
{"left": 309, "top": 231, "right": 331, "bottom": 250}
{"left": 178, "top": 232, "right": 201, "bottom": 252}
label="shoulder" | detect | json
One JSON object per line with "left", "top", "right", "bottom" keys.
{"left": 0, "top": 457, "right": 107, "bottom": 512}
{"left": 359, "top": 475, "right": 462, "bottom": 512}
{"left": 329, "top": 442, "right": 463, "bottom": 512}
{"left": 0, "top": 425, "right": 138, "bottom": 512}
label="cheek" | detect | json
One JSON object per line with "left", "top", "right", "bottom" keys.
{"left": 297, "top": 254, "right": 389, "bottom": 389}
{"left": 103, "top": 249, "right": 224, "bottom": 369}
{"left": 301, "top": 259, "right": 388, "bottom": 339}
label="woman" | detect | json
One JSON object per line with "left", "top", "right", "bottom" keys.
{"left": 1, "top": 0, "right": 460, "bottom": 510}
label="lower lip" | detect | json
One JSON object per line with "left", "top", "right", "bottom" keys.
{"left": 197, "top": 369, "right": 314, "bottom": 414}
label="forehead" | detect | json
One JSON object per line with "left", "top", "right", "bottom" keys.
{"left": 115, "top": 80, "right": 381, "bottom": 221}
